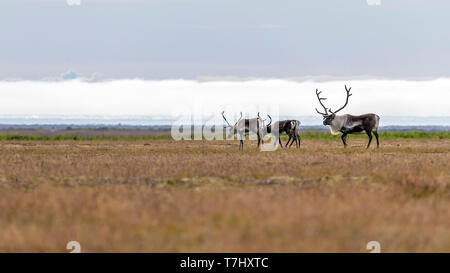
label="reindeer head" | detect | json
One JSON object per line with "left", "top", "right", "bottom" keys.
{"left": 257, "top": 113, "right": 272, "bottom": 134}
{"left": 222, "top": 111, "right": 242, "bottom": 138}
{"left": 315, "top": 85, "right": 352, "bottom": 125}
{"left": 322, "top": 113, "right": 336, "bottom": 126}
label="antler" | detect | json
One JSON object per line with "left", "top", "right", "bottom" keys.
{"left": 315, "top": 89, "right": 329, "bottom": 115}
{"left": 221, "top": 111, "right": 232, "bottom": 127}
{"left": 329, "top": 85, "right": 352, "bottom": 114}
{"left": 235, "top": 112, "right": 243, "bottom": 125}
{"left": 266, "top": 115, "right": 272, "bottom": 127}
{"left": 258, "top": 112, "right": 272, "bottom": 127}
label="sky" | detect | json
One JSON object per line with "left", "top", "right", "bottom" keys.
{"left": 0, "top": 0, "right": 449, "bottom": 119}
{"left": 1, "top": 0, "right": 450, "bottom": 80}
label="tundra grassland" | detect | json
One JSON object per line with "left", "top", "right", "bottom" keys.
{"left": 0, "top": 133, "right": 449, "bottom": 252}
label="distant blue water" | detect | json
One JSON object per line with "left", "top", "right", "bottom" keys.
{"left": 0, "top": 115, "right": 448, "bottom": 131}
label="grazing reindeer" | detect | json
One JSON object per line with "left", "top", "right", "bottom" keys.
{"left": 286, "top": 120, "right": 301, "bottom": 148}
{"left": 222, "top": 111, "right": 266, "bottom": 150}
{"left": 266, "top": 118, "right": 301, "bottom": 148}
{"left": 315, "top": 85, "right": 380, "bottom": 148}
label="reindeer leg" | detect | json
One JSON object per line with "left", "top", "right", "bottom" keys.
{"left": 285, "top": 136, "right": 292, "bottom": 148}
{"left": 289, "top": 135, "right": 295, "bottom": 148}
{"left": 239, "top": 133, "right": 244, "bottom": 150}
{"left": 261, "top": 130, "right": 264, "bottom": 145}
{"left": 341, "top": 133, "right": 348, "bottom": 148}
{"left": 277, "top": 135, "right": 283, "bottom": 148}
{"left": 273, "top": 137, "right": 278, "bottom": 149}
{"left": 366, "top": 130, "right": 373, "bottom": 149}
{"left": 291, "top": 134, "right": 297, "bottom": 148}
{"left": 259, "top": 131, "right": 264, "bottom": 146}
{"left": 258, "top": 131, "right": 264, "bottom": 147}
{"left": 373, "top": 131, "right": 380, "bottom": 148}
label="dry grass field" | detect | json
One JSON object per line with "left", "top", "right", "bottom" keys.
{"left": 0, "top": 137, "right": 449, "bottom": 252}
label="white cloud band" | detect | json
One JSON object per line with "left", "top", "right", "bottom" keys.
{"left": 0, "top": 78, "right": 448, "bottom": 116}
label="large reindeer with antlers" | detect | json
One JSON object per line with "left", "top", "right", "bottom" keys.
{"left": 315, "top": 85, "right": 380, "bottom": 148}
{"left": 222, "top": 111, "right": 268, "bottom": 150}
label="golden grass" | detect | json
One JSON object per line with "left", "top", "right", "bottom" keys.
{"left": 0, "top": 138, "right": 449, "bottom": 252}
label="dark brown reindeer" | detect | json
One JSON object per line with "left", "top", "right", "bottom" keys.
{"left": 222, "top": 111, "right": 267, "bottom": 150}
{"left": 266, "top": 117, "right": 301, "bottom": 148}
{"left": 315, "top": 85, "right": 380, "bottom": 148}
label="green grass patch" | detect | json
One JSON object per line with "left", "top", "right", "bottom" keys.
{"left": 0, "top": 131, "right": 448, "bottom": 141}
{"left": 0, "top": 134, "right": 172, "bottom": 141}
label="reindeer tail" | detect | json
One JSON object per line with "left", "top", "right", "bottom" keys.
{"left": 294, "top": 120, "right": 301, "bottom": 133}
{"left": 374, "top": 115, "right": 380, "bottom": 132}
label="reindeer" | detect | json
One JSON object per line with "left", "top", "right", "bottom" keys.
{"left": 286, "top": 120, "right": 301, "bottom": 148}
{"left": 266, "top": 118, "right": 301, "bottom": 148}
{"left": 222, "top": 111, "right": 267, "bottom": 150}
{"left": 315, "top": 85, "right": 380, "bottom": 149}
